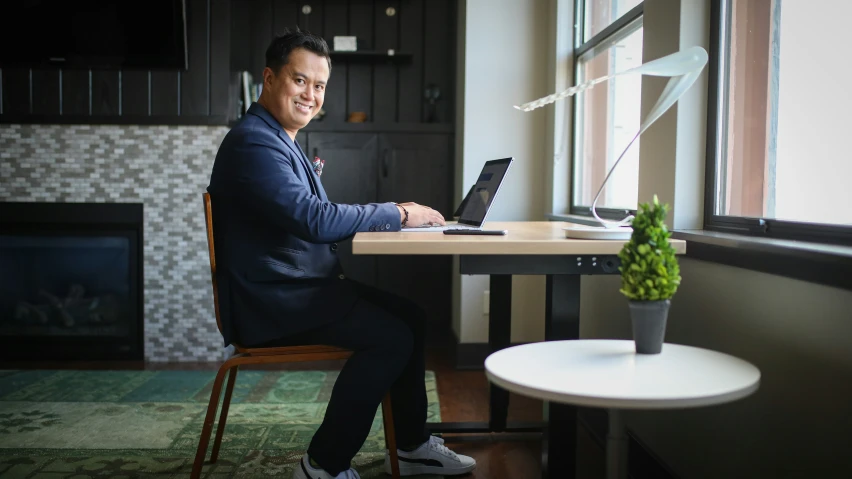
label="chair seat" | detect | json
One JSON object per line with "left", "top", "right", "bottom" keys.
{"left": 235, "top": 344, "right": 353, "bottom": 357}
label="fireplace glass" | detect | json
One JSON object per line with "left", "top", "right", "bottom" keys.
{"left": 0, "top": 235, "right": 133, "bottom": 338}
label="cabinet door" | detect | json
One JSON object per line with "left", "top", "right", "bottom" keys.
{"left": 295, "top": 131, "right": 308, "bottom": 153}
{"left": 377, "top": 134, "right": 453, "bottom": 216}
{"left": 376, "top": 133, "right": 453, "bottom": 326}
{"left": 308, "top": 132, "right": 379, "bottom": 286}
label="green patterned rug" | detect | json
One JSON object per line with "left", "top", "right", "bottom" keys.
{"left": 0, "top": 369, "right": 442, "bottom": 478}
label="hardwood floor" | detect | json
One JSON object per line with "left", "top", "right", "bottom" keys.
{"left": 0, "top": 326, "right": 606, "bottom": 479}
{"left": 423, "top": 328, "right": 606, "bottom": 479}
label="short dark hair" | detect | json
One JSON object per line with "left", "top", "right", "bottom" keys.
{"left": 265, "top": 27, "right": 332, "bottom": 73}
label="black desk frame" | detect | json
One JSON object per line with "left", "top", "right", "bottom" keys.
{"left": 424, "top": 253, "right": 621, "bottom": 479}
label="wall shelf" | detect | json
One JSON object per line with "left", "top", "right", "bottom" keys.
{"left": 303, "top": 121, "right": 453, "bottom": 133}
{"left": 329, "top": 51, "right": 413, "bottom": 63}
{"left": 225, "top": 119, "right": 453, "bottom": 133}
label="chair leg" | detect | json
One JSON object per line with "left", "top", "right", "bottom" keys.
{"left": 381, "top": 393, "right": 400, "bottom": 479}
{"left": 210, "top": 365, "right": 239, "bottom": 463}
{"left": 191, "top": 359, "right": 238, "bottom": 479}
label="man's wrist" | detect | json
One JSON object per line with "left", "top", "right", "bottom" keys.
{"left": 395, "top": 204, "right": 408, "bottom": 227}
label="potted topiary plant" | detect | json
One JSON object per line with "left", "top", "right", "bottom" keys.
{"left": 618, "top": 195, "right": 682, "bottom": 354}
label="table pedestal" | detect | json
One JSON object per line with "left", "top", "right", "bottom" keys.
{"left": 606, "top": 409, "right": 628, "bottom": 479}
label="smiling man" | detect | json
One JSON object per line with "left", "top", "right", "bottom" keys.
{"left": 206, "top": 29, "right": 473, "bottom": 479}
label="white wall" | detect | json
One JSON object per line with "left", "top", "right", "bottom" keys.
{"left": 453, "top": 0, "right": 550, "bottom": 343}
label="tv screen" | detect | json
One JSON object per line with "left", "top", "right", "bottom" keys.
{"left": 0, "top": 0, "right": 188, "bottom": 70}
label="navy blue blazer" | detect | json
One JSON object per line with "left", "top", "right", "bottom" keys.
{"left": 207, "top": 103, "right": 401, "bottom": 347}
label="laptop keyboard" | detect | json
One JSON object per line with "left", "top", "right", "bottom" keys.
{"left": 403, "top": 224, "right": 480, "bottom": 232}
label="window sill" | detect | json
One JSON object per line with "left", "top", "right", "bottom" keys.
{"left": 672, "top": 230, "right": 852, "bottom": 291}
{"left": 546, "top": 213, "right": 852, "bottom": 291}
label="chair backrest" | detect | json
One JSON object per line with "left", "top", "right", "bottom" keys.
{"left": 202, "top": 192, "right": 224, "bottom": 336}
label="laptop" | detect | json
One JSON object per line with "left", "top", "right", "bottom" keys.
{"left": 453, "top": 184, "right": 476, "bottom": 218}
{"left": 404, "top": 157, "right": 514, "bottom": 232}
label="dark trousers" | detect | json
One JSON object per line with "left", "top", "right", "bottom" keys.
{"left": 259, "top": 281, "right": 430, "bottom": 475}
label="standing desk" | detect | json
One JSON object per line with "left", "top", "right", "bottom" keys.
{"left": 353, "top": 221, "right": 687, "bottom": 479}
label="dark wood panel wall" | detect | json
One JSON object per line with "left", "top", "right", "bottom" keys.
{"left": 0, "top": 0, "right": 232, "bottom": 125}
{"left": 231, "top": 0, "right": 456, "bottom": 125}
{"left": 0, "top": 0, "right": 455, "bottom": 127}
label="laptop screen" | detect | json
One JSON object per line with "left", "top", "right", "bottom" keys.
{"left": 453, "top": 184, "right": 475, "bottom": 218}
{"left": 458, "top": 158, "right": 513, "bottom": 227}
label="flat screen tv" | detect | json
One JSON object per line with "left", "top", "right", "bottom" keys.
{"left": 0, "top": 0, "right": 188, "bottom": 70}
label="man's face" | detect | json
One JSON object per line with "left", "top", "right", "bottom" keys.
{"left": 261, "top": 47, "right": 329, "bottom": 139}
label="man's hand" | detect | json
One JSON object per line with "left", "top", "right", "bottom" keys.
{"left": 397, "top": 202, "right": 445, "bottom": 227}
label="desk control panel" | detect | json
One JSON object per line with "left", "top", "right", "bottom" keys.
{"left": 459, "top": 255, "right": 621, "bottom": 275}
{"left": 575, "top": 255, "right": 620, "bottom": 274}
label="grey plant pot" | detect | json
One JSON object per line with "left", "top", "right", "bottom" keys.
{"left": 628, "top": 299, "right": 671, "bottom": 354}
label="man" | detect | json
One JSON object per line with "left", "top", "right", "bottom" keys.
{"left": 207, "top": 28, "right": 476, "bottom": 479}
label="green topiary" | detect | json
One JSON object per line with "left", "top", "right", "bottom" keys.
{"left": 618, "top": 195, "right": 681, "bottom": 301}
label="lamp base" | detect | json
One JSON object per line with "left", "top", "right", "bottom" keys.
{"left": 563, "top": 225, "right": 633, "bottom": 240}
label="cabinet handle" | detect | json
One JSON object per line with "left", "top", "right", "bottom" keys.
{"left": 382, "top": 149, "right": 390, "bottom": 178}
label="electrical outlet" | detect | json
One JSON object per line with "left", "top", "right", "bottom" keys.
{"left": 483, "top": 290, "right": 490, "bottom": 315}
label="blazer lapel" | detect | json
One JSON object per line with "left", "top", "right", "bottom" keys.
{"left": 292, "top": 139, "right": 329, "bottom": 202}
{"left": 247, "top": 103, "right": 321, "bottom": 197}
{"left": 279, "top": 132, "right": 320, "bottom": 194}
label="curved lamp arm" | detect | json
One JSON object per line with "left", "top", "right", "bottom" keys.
{"left": 515, "top": 46, "right": 709, "bottom": 228}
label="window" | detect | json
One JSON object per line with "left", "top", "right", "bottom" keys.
{"left": 571, "top": 0, "right": 644, "bottom": 218}
{"left": 581, "top": 0, "right": 643, "bottom": 41}
{"left": 706, "top": 0, "right": 852, "bottom": 244}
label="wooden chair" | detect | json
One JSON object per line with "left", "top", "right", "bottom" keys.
{"left": 192, "top": 192, "right": 401, "bottom": 479}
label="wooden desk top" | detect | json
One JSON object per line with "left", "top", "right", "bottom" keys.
{"left": 352, "top": 221, "right": 687, "bottom": 255}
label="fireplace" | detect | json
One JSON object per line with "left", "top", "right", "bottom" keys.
{"left": 0, "top": 202, "right": 143, "bottom": 361}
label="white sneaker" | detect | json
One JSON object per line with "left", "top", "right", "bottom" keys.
{"left": 292, "top": 453, "right": 361, "bottom": 479}
{"left": 384, "top": 435, "right": 476, "bottom": 476}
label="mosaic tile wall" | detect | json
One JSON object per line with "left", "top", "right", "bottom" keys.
{"left": 0, "top": 124, "right": 231, "bottom": 361}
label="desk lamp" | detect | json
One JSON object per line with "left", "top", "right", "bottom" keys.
{"left": 515, "top": 46, "right": 708, "bottom": 239}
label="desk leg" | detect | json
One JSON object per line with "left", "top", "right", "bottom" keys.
{"left": 542, "top": 274, "right": 581, "bottom": 479}
{"left": 545, "top": 274, "right": 580, "bottom": 341}
{"left": 488, "top": 274, "right": 512, "bottom": 432}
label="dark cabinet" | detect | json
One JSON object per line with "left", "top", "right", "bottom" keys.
{"left": 377, "top": 134, "right": 452, "bottom": 215}
{"left": 307, "top": 131, "right": 453, "bottom": 326}
{"left": 308, "top": 132, "right": 380, "bottom": 287}
{"left": 375, "top": 134, "right": 453, "bottom": 325}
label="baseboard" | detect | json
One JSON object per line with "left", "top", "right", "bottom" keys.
{"left": 578, "top": 408, "right": 680, "bottom": 479}
{"left": 454, "top": 341, "right": 528, "bottom": 369}
{"left": 454, "top": 342, "right": 489, "bottom": 369}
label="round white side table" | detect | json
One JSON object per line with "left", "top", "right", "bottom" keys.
{"left": 484, "top": 339, "right": 761, "bottom": 479}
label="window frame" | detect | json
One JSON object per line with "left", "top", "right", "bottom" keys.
{"left": 569, "top": 0, "right": 645, "bottom": 219}
{"left": 704, "top": 0, "right": 852, "bottom": 247}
